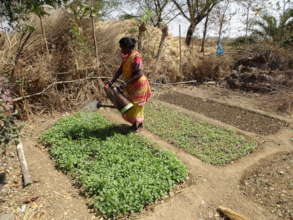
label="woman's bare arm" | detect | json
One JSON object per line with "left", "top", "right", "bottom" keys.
{"left": 110, "top": 63, "right": 123, "bottom": 84}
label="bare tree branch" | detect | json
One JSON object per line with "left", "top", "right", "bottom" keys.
{"left": 171, "top": 0, "right": 190, "bottom": 21}
{"left": 13, "top": 76, "right": 120, "bottom": 102}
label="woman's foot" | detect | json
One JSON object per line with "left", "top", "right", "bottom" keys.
{"left": 130, "top": 122, "right": 143, "bottom": 132}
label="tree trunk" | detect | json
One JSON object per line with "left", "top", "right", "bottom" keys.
{"left": 218, "top": 16, "right": 224, "bottom": 44}
{"left": 138, "top": 23, "right": 147, "bottom": 51}
{"left": 91, "top": 0, "right": 99, "bottom": 71}
{"left": 200, "top": 14, "right": 209, "bottom": 53}
{"left": 179, "top": 24, "right": 182, "bottom": 74}
{"left": 245, "top": 6, "right": 250, "bottom": 41}
{"left": 156, "top": 25, "right": 168, "bottom": 60}
{"left": 39, "top": 16, "right": 49, "bottom": 55}
{"left": 185, "top": 22, "right": 196, "bottom": 46}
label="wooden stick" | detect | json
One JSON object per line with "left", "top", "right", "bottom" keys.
{"left": 152, "top": 80, "right": 197, "bottom": 85}
{"left": 217, "top": 206, "right": 249, "bottom": 220}
{"left": 39, "top": 15, "right": 49, "bottom": 55}
{"left": 179, "top": 24, "right": 182, "bottom": 74}
{"left": 90, "top": 0, "right": 99, "bottom": 71}
{"left": 12, "top": 76, "right": 120, "bottom": 102}
{"left": 16, "top": 141, "right": 32, "bottom": 187}
{"left": 12, "top": 77, "right": 198, "bottom": 102}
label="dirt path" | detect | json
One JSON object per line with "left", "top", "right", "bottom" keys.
{"left": 22, "top": 135, "right": 97, "bottom": 220}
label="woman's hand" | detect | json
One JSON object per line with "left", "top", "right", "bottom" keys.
{"left": 118, "top": 83, "right": 127, "bottom": 91}
{"left": 104, "top": 80, "right": 113, "bottom": 88}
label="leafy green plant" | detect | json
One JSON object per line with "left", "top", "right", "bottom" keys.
{"left": 144, "top": 103, "right": 257, "bottom": 165}
{"left": 41, "top": 112, "right": 187, "bottom": 219}
{"left": 250, "top": 9, "right": 293, "bottom": 44}
{"left": 0, "top": 0, "right": 69, "bottom": 27}
{"left": 0, "top": 76, "right": 19, "bottom": 150}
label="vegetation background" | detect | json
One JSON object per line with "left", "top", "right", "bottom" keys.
{"left": 0, "top": 0, "right": 292, "bottom": 144}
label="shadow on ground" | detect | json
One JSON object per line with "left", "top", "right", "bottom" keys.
{"left": 65, "top": 124, "right": 133, "bottom": 141}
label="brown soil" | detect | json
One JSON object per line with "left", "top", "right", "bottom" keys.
{"left": 240, "top": 152, "right": 293, "bottom": 220}
{"left": 1, "top": 85, "right": 293, "bottom": 220}
{"left": 158, "top": 91, "right": 288, "bottom": 135}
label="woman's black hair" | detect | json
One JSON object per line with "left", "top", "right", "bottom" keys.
{"left": 119, "top": 37, "right": 136, "bottom": 49}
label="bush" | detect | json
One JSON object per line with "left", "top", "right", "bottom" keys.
{"left": 229, "top": 36, "right": 257, "bottom": 47}
{"left": 0, "top": 76, "right": 19, "bottom": 150}
{"left": 281, "top": 35, "right": 293, "bottom": 47}
{"left": 183, "top": 55, "right": 232, "bottom": 82}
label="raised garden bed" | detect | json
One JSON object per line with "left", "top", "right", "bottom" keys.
{"left": 158, "top": 91, "right": 288, "bottom": 135}
{"left": 41, "top": 112, "right": 187, "bottom": 219}
{"left": 145, "top": 102, "right": 257, "bottom": 165}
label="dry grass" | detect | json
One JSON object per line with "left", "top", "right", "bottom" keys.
{"left": 0, "top": 9, "right": 234, "bottom": 116}
{"left": 182, "top": 54, "right": 232, "bottom": 82}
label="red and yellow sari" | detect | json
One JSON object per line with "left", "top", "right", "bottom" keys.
{"left": 121, "top": 50, "right": 151, "bottom": 124}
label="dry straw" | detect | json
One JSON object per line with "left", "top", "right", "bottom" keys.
{"left": 0, "top": 9, "right": 232, "bottom": 116}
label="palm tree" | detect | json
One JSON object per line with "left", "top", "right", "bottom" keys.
{"left": 251, "top": 9, "right": 293, "bottom": 42}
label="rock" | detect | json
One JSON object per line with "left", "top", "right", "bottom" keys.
{"left": 0, "top": 213, "right": 15, "bottom": 220}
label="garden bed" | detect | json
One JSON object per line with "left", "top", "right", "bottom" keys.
{"left": 158, "top": 91, "right": 288, "bottom": 135}
{"left": 145, "top": 102, "right": 257, "bottom": 165}
{"left": 241, "top": 152, "right": 293, "bottom": 220}
{"left": 40, "top": 112, "right": 187, "bottom": 219}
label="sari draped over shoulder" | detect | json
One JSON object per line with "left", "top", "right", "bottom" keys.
{"left": 120, "top": 50, "right": 151, "bottom": 124}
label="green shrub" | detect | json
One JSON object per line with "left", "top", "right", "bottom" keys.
{"left": 281, "top": 35, "right": 293, "bottom": 47}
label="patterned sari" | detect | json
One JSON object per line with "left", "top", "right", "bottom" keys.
{"left": 121, "top": 50, "right": 151, "bottom": 124}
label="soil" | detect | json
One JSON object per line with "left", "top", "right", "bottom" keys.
{"left": 240, "top": 152, "right": 293, "bottom": 220}
{"left": 158, "top": 91, "right": 288, "bottom": 135}
{"left": 1, "top": 85, "right": 293, "bottom": 220}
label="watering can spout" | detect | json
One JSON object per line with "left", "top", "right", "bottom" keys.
{"left": 81, "top": 84, "right": 133, "bottom": 113}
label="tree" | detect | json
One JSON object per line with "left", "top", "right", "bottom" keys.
{"left": 123, "top": 0, "right": 179, "bottom": 27}
{"left": 237, "top": 0, "right": 264, "bottom": 40}
{"left": 214, "top": 0, "right": 231, "bottom": 43}
{"left": 67, "top": 0, "right": 120, "bottom": 21}
{"left": 258, "top": 0, "right": 292, "bottom": 17}
{"left": 66, "top": 0, "right": 120, "bottom": 69}
{"left": 156, "top": 24, "right": 168, "bottom": 59}
{"left": 200, "top": 13, "right": 209, "bottom": 53}
{"left": 0, "top": 0, "right": 69, "bottom": 28}
{"left": 120, "top": 9, "right": 153, "bottom": 51}
{"left": 171, "top": 0, "right": 222, "bottom": 46}
{"left": 251, "top": 8, "right": 293, "bottom": 43}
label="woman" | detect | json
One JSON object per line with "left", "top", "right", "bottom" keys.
{"left": 106, "top": 37, "right": 152, "bottom": 131}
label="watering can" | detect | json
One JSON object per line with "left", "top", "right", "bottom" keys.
{"left": 81, "top": 84, "right": 133, "bottom": 114}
